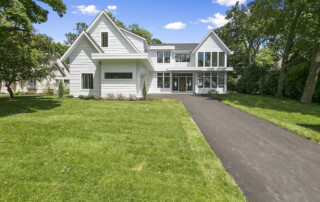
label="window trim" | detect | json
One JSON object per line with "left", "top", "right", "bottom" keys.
{"left": 81, "top": 73, "right": 94, "bottom": 90}
{"left": 197, "top": 72, "right": 226, "bottom": 89}
{"left": 175, "top": 53, "right": 190, "bottom": 62}
{"left": 198, "top": 52, "right": 204, "bottom": 67}
{"left": 157, "top": 51, "right": 171, "bottom": 63}
{"left": 219, "top": 52, "right": 225, "bottom": 67}
{"left": 104, "top": 72, "right": 133, "bottom": 80}
{"left": 157, "top": 72, "right": 170, "bottom": 88}
{"left": 101, "top": 32, "right": 108, "bottom": 47}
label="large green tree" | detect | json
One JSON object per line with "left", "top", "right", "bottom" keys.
{"left": 64, "top": 22, "right": 88, "bottom": 46}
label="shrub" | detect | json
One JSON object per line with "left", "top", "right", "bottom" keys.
{"left": 94, "top": 94, "right": 101, "bottom": 100}
{"left": 78, "top": 95, "right": 84, "bottom": 100}
{"left": 237, "top": 64, "right": 267, "bottom": 94}
{"left": 64, "top": 88, "right": 70, "bottom": 95}
{"left": 227, "top": 76, "right": 238, "bottom": 92}
{"left": 106, "top": 93, "right": 114, "bottom": 100}
{"left": 58, "top": 80, "right": 64, "bottom": 98}
{"left": 14, "top": 91, "right": 22, "bottom": 95}
{"left": 83, "top": 95, "right": 93, "bottom": 100}
{"left": 142, "top": 80, "right": 147, "bottom": 100}
{"left": 261, "top": 70, "right": 279, "bottom": 96}
{"left": 67, "top": 95, "right": 74, "bottom": 98}
{"left": 129, "top": 93, "right": 136, "bottom": 101}
{"left": 117, "top": 93, "right": 125, "bottom": 101}
{"left": 44, "top": 81, "right": 54, "bottom": 95}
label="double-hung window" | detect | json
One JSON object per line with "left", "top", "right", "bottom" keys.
{"left": 211, "top": 73, "right": 217, "bottom": 88}
{"left": 212, "top": 52, "right": 218, "bottom": 67}
{"left": 198, "top": 52, "right": 204, "bottom": 67}
{"left": 157, "top": 73, "right": 170, "bottom": 88}
{"left": 175, "top": 54, "right": 190, "bottom": 62}
{"left": 205, "top": 52, "right": 211, "bottom": 67}
{"left": 218, "top": 72, "right": 225, "bottom": 88}
{"left": 82, "top": 73, "right": 93, "bottom": 89}
{"left": 219, "top": 52, "right": 225, "bottom": 67}
{"left": 157, "top": 51, "right": 170, "bottom": 63}
{"left": 197, "top": 73, "right": 203, "bottom": 88}
{"left": 101, "top": 32, "right": 108, "bottom": 47}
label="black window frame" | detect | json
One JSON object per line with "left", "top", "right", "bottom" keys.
{"left": 104, "top": 72, "right": 133, "bottom": 79}
{"left": 82, "top": 73, "right": 94, "bottom": 89}
{"left": 175, "top": 54, "right": 190, "bottom": 62}
{"left": 198, "top": 52, "right": 204, "bottom": 67}
{"left": 157, "top": 72, "right": 170, "bottom": 88}
{"left": 164, "top": 51, "right": 170, "bottom": 63}
{"left": 205, "top": 52, "right": 211, "bottom": 67}
{"left": 212, "top": 52, "right": 217, "bottom": 67}
{"left": 219, "top": 52, "right": 225, "bottom": 67}
{"left": 157, "top": 51, "right": 163, "bottom": 63}
{"left": 101, "top": 32, "right": 108, "bottom": 47}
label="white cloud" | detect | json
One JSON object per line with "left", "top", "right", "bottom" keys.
{"left": 207, "top": 25, "right": 214, "bottom": 30}
{"left": 199, "top": 13, "right": 229, "bottom": 28}
{"left": 74, "top": 5, "right": 100, "bottom": 15}
{"left": 164, "top": 22, "right": 186, "bottom": 30}
{"left": 71, "top": 11, "right": 78, "bottom": 14}
{"left": 212, "top": 0, "right": 246, "bottom": 6}
{"left": 107, "top": 5, "right": 117, "bottom": 11}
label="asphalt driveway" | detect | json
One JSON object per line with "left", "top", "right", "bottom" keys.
{"left": 151, "top": 94, "right": 320, "bottom": 202}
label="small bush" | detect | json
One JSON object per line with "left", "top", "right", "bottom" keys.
{"left": 44, "top": 81, "right": 54, "bottom": 95}
{"left": 117, "top": 93, "right": 125, "bottom": 101}
{"left": 58, "top": 80, "right": 64, "bottom": 98}
{"left": 78, "top": 95, "right": 84, "bottom": 100}
{"left": 83, "top": 95, "right": 92, "bottom": 100}
{"left": 106, "top": 93, "right": 115, "bottom": 100}
{"left": 129, "top": 94, "right": 136, "bottom": 101}
{"left": 14, "top": 91, "right": 22, "bottom": 95}
{"left": 94, "top": 94, "right": 101, "bottom": 100}
{"left": 67, "top": 95, "right": 74, "bottom": 98}
{"left": 142, "top": 80, "right": 147, "bottom": 100}
{"left": 64, "top": 89, "right": 70, "bottom": 95}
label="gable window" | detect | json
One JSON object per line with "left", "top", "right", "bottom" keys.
{"left": 205, "top": 52, "right": 211, "bottom": 67}
{"left": 105, "top": 72, "right": 132, "bottom": 79}
{"left": 219, "top": 52, "right": 225, "bottom": 67}
{"left": 157, "top": 51, "right": 170, "bottom": 63}
{"left": 175, "top": 54, "right": 190, "bottom": 62}
{"left": 82, "top": 73, "right": 93, "bottom": 89}
{"left": 198, "top": 52, "right": 204, "bottom": 67}
{"left": 212, "top": 52, "right": 218, "bottom": 67}
{"left": 157, "top": 73, "right": 170, "bottom": 88}
{"left": 101, "top": 32, "right": 108, "bottom": 47}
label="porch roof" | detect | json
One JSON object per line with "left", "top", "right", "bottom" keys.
{"left": 166, "top": 67, "right": 233, "bottom": 72}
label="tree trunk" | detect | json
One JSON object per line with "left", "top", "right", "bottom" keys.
{"left": 6, "top": 83, "right": 14, "bottom": 99}
{"left": 275, "top": 8, "right": 302, "bottom": 97}
{"left": 300, "top": 40, "right": 320, "bottom": 104}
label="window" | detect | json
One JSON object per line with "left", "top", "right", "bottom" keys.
{"left": 101, "top": 32, "right": 108, "bottom": 47}
{"left": 205, "top": 73, "right": 210, "bottom": 88}
{"left": 197, "top": 73, "right": 203, "bottom": 88}
{"left": 157, "top": 51, "right": 170, "bottom": 63}
{"left": 198, "top": 52, "right": 204, "bottom": 67}
{"left": 212, "top": 52, "right": 217, "bottom": 67}
{"left": 218, "top": 72, "right": 225, "bottom": 88}
{"left": 28, "top": 79, "right": 37, "bottom": 88}
{"left": 82, "top": 73, "right": 93, "bottom": 89}
{"left": 157, "top": 51, "right": 163, "bottom": 63}
{"left": 64, "top": 80, "right": 70, "bottom": 85}
{"left": 211, "top": 73, "right": 217, "bottom": 88}
{"left": 105, "top": 72, "right": 132, "bottom": 79}
{"left": 157, "top": 73, "right": 170, "bottom": 88}
{"left": 175, "top": 54, "right": 190, "bottom": 62}
{"left": 205, "top": 52, "right": 211, "bottom": 67}
{"left": 164, "top": 51, "right": 170, "bottom": 63}
{"left": 219, "top": 52, "right": 225, "bottom": 67}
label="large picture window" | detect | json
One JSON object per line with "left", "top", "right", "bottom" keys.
{"left": 205, "top": 52, "right": 211, "bottom": 67}
{"left": 218, "top": 72, "right": 225, "bottom": 88}
{"left": 157, "top": 73, "right": 170, "bottom": 88}
{"left": 205, "top": 73, "right": 210, "bottom": 88}
{"left": 82, "top": 73, "right": 93, "bottom": 89}
{"left": 219, "top": 52, "right": 225, "bottom": 67}
{"left": 105, "top": 72, "right": 132, "bottom": 79}
{"left": 157, "top": 51, "right": 170, "bottom": 63}
{"left": 175, "top": 54, "right": 190, "bottom": 62}
{"left": 212, "top": 52, "right": 217, "bottom": 67}
{"left": 197, "top": 72, "right": 225, "bottom": 89}
{"left": 198, "top": 52, "right": 204, "bottom": 67}
{"left": 101, "top": 32, "right": 108, "bottom": 47}
{"left": 197, "top": 73, "right": 203, "bottom": 88}
{"left": 211, "top": 73, "right": 217, "bottom": 88}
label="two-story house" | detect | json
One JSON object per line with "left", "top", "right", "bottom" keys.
{"left": 61, "top": 10, "right": 233, "bottom": 98}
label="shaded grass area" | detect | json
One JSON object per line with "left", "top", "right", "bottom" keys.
{"left": 214, "top": 94, "right": 320, "bottom": 143}
{"left": 0, "top": 95, "right": 245, "bottom": 201}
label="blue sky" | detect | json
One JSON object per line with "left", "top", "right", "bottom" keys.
{"left": 34, "top": 0, "right": 250, "bottom": 44}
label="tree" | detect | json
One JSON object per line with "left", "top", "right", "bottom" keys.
{"left": 107, "top": 12, "right": 126, "bottom": 29}
{"left": 0, "top": 0, "right": 66, "bottom": 31}
{"left": 58, "top": 80, "right": 64, "bottom": 98}
{"left": 54, "top": 42, "right": 68, "bottom": 56}
{"left": 142, "top": 80, "right": 147, "bottom": 100}
{"left": 64, "top": 22, "right": 88, "bottom": 46}
{"left": 0, "top": 29, "right": 55, "bottom": 98}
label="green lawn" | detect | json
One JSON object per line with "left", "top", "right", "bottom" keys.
{"left": 0, "top": 95, "right": 245, "bottom": 201}
{"left": 213, "top": 94, "right": 320, "bottom": 143}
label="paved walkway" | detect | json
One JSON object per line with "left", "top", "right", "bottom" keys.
{"left": 151, "top": 94, "right": 320, "bottom": 202}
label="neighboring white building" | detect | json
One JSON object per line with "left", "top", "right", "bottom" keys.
{"left": 0, "top": 54, "right": 70, "bottom": 94}
{"left": 61, "top": 10, "right": 233, "bottom": 98}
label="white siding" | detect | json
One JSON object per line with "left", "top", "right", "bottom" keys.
{"left": 123, "top": 32, "right": 145, "bottom": 53}
{"left": 69, "top": 37, "right": 101, "bottom": 97}
{"left": 100, "top": 60, "right": 139, "bottom": 97}
{"left": 88, "top": 15, "right": 136, "bottom": 53}
{"left": 148, "top": 71, "right": 172, "bottom": 94}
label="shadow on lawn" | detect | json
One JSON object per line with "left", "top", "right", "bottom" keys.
{"left": 213, "top": 94, "right": 320, "bottom": 118}
{"left": 297, "top": 124, "right": 320, "bottom": 133}
{"left": 0, "top": 96, "right": 60, "bottom": 117}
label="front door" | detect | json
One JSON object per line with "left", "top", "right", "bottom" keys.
{"left": 179, "top": 77, "right": 186, "bottom": 91}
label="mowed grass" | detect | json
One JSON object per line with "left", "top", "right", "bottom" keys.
{"left": 0, "top": 95, "right": 245, "bottom": 201}
{"left": 214, "top": 94, "right": 320, "bottom": 143}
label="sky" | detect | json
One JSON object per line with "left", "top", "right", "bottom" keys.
{"left": 33, "top": 0, "right": 251, "bottom": 44}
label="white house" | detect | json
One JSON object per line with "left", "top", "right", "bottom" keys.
{"left": 0, "top": 54, "right": 70, "bottom": 94}
{"left": 61, "top": 10, "right": 233, "bottom": 98}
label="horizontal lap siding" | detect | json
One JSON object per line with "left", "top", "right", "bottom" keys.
{"left": 125, "top": 34, "right": 145, "bottom": 53}
{"left": 88, "top": 16, "right": 135, "bottom": 54}
{"left": 148, "top": 71, "right": 171, "bottom": 94}
{"left": 69, "top": 37, "right": 101, "bottom": 97}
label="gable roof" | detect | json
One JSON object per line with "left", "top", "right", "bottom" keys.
{"left": 86, "top": 10, "right": 140, "bottom": 53}
{"left": 192, "top": 30, "right": 233, "bottom": 54}
{"left": 49, "top": 56, "right": 67, "bottom": 77}
{"left": 119, "top": 27, "right": 149, "bottom": 50}
{"left": 60, "top": 31, "right": 103, "bottom": 62}
{"left": 149, "top": 43, "right": 198, "bottom": 51}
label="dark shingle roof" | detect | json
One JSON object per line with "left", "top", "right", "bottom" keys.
{"left": 149, "top": 43, "right": 198, "bottom": 51}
